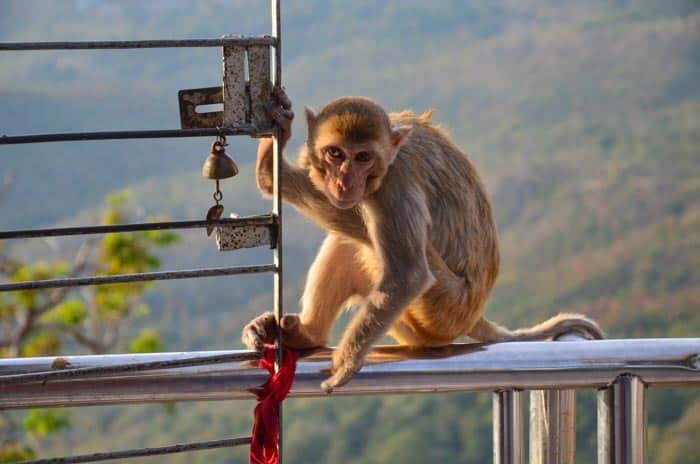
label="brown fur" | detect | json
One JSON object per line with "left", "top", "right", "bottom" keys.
{"left": 246, "top": 95, "right": 603, "bottom": 393}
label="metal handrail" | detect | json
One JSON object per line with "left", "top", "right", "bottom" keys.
{"left": 1, "top": 338, "right": 698, "bottom": 409}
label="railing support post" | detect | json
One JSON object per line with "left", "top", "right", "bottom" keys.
{"left": 529, "top": 332, "right": 584, "bottom": 464}
{"left": 530, "top": 389, "right": 576, "bottom": 464}
{"left": 597, "top": 374, "right": 647, "bottom": 464}
{"left": 493, "top": 389, "right": 523, "bottom": 464}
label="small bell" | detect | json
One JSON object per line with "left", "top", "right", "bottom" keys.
{"left": 202, "top": 138, "right": 239, "bottom": 180}
{"left": 202, "top": 135, "right": 237, "bottom": 237}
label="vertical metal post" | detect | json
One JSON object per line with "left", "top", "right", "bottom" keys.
{"left": 597, "top": 375, "right": 647, "bottom": 464}
{"left": 271, "top": 0, "right": 283, "bottom": 462}
{"left": 270, "top": 0, "right": 283, "bottom": 358}
{"left": 530, "top": 390, "right": 576, "bottom": 464}
{"left": 529, "top": 332, "right": 583, "bottom": 464}
{"left": 597, "top": 387, "right": 613, "bottom": 464}
{"left": 493, "top": 390, "right": 523, "bottom": 464}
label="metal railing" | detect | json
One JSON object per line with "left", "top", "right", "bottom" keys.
{"left": 2, "top": 336, "right": 700, "bottom": 463}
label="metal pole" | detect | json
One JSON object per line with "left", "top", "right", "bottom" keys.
{"left": 529, "top": 332, "right": 585, "bottom": 464}
{"left": 493, "top": 389, "right": 523, "bottom": 464}
{"left": 0, "top": 215, "right": 274, "bottom": 240}
{"left": 0, "top": 126, "right": 269, "bottom": 145}
{"left": 597, "top": 387, "right": 613, "bottom": 464}
{"left": 0, "top": 264, "right": 276, "bottom": 292}
{"left": 0, "top": 37, "right": 275, "bottom": 51}
{"left": 530, "top": 390, "right": 576, "bottom": 464}
{"left": 15, "top": 437, "right": 251, "bottom": 464}
{"left": 271, "top": 0, "right": 284, "bottom": 462}
{"left": 597, "top": 374, "right": 647, "bottom": 464}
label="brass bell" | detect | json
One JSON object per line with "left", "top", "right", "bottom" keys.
{"left": 202, "top": 139, "right": 238, "bottom": 180}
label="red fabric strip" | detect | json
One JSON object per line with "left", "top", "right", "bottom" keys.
{"left": 249, "top": 345, "right": 299, "bottom": 464}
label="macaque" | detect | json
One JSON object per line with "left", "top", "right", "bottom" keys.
{"left": 243, "top": 87, "right": 603, "bottom": 393}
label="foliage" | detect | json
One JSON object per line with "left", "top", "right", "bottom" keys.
{"left": 0, "top": 191, "right": 178, "bottom": 459}
{"left": 22, "top": 409, "right": 70, "bottom": 437}
{"left": 0, "top": 443, "right": 34, "bottom": 464}
{"left": 129, "top": 328, "right": 165, "bottom": 354}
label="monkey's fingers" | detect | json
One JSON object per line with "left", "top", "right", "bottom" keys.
{"left": 241, "top": 312, "right": 277, "bottom": 351}
{"left": 320, "top": 364, "right": 359, "bottom": 394}
{"left": 272, "top": 85, "right": 292, "bottom": 110}
{"left": 265, "top": 103, "right": 294, "bottom": 123}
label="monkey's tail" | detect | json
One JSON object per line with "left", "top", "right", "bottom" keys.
{"left": 469, "top": 313, "right": 605, "bottom": 342}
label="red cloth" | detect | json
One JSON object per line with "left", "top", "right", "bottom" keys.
{"left": 250, "top": 345, "right": 299, "bottom": 464}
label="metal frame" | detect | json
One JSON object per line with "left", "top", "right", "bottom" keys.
{"left": 0, "top": 1, "right": 285, "bottom": 462}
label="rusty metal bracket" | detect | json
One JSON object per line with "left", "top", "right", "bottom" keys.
{"left": 215, "top": 223, "right": 272, "bottom": 251}
{"left": 177, "top": 86, "right": 223, "bottom": 129}
{"left": 177, "top": 43, "right": 273, "bottom": 131}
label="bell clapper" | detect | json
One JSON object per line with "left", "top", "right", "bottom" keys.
{"left": 202, "top": 135, "right": 238, "bottom": 236}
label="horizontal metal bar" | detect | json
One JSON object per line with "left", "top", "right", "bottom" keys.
{"left": 17, "top": 437, "right": 251, "bottom": 464}
{"left": 0, "top": 264, "right": 277, "bottom": 292}
{"left": 0, "top": 351, "right": 260, "bottom": 387}
{"left": 1, "top": 339, "right": 699, "bottom": 409}
{"left": 0, "top": 126, "right": 273, "bottom": 145}
{"left": 0, "top": 215, "right": 275, "bottom": 240}
{"left": 0, "top": 36, "right": 275, "bottom": 51}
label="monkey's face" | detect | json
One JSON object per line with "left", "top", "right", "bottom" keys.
{"left": 314, "top": 130, "right": 385, "bottom": 209}
{"left": 304, "top": 99, "right": 412, "bottom": 209}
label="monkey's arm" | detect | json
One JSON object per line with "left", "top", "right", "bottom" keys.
{"left": 256, "top": 140, "right": 368, "bottom": 241}
{"left": 321, "top": 188, "right": 435, "bottom": 393}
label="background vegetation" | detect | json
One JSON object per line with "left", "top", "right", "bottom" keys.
{"left": 1, "top": 0, "right": 699, "bottom": 462}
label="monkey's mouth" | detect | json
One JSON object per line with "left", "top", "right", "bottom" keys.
{"left": 329, "top": 195, "right": 359, "bottom": 209}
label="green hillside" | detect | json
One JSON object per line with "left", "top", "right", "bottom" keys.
{"left": 1, "top": 0, "right": 699, "bottom": 462}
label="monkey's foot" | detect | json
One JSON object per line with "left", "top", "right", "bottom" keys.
{"left": 241, "top": 312, "right": 323, "bottom": 351}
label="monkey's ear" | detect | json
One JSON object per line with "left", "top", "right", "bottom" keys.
{"left": 304, "top": 106, "right": 317, "bottom": 129}
{"left": 390, "top": 125, "right": 413, "bottom": 148}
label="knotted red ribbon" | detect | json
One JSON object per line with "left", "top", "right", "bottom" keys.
{"left": 250, "top": 345, "right": 299, "bottom": 464}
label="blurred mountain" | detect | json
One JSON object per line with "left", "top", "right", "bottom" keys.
{"left": 1, "top": 0, "right": 699, "bottom": 462}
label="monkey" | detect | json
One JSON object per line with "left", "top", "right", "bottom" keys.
{"left": 242, "top": 86, "right": 603, "bottom": 393}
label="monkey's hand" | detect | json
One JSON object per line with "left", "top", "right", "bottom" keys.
{"left": 241, "top": 312, "right": 323, "bottom": 351}
{"left": 266, "top": 86, "right": 294, "bottom": 147}
{"left": 256, "top": 86, "right": 294, "bottom": 195}
{"left": 320, "top": 347, "right": 364, "bottom": 394}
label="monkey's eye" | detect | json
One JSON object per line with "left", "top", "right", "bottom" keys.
{"left": 323, "top": 146, "right": 344, "bottom": 160}
{"left": 355, "top": 151, "right": 372, "bottom": 162}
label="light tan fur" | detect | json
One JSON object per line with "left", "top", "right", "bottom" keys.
{"left": 245, "top": 92, "right": 603, "bottom": 393}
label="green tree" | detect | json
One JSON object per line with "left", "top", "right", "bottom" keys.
{"left": 0, "top": 191, "right": 179, "bottom": 461}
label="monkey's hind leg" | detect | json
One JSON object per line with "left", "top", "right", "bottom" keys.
{"left": 241, "top": 233, "right": 372, "bottom": 351}
{"left": 296, "top": 234, "right": 372, "bottom": 346}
